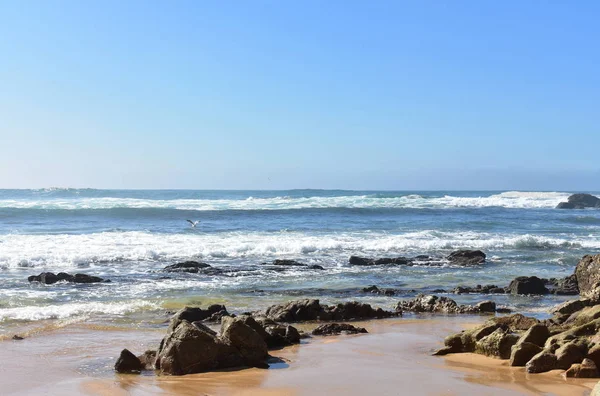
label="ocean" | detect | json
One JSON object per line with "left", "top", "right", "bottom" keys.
{"left": 1, "top": 189, "right": 599, "bottom": 334}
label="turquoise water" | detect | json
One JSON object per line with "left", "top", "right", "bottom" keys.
{"left": 1, "top": 189, "right": 599, "bottom": 332}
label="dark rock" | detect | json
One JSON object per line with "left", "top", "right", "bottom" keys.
{"left": 170, "top": 305, "right": 230, "bottom": 324}
{"left": 271, "top": 259, "right": 306, "bottom": 267}
{"left": 136, "top": 350, "right": 157, "bottom": 370}
{"left": 475, "top": 328, "right": 519, "bottom": 359}
{"left": 349, "top": 256, "right": 411, "bottom": 266}
{"left": 564, "top": 358, "right": 600, "bottom": 378}
{"left": 526, "top": 351, "right": 558, "bottom": 373}
{"left": 265, "top": 299, "right": 326, "bottom": 322}
{"left": 586, "top": 345, "right": 600, "bottom": 369}
{"left": 509, "top": 342, "right": 542, "bottom": 366}
{"left": 447, "top": 250, "right": 486, "bottom": 265}
{"left": 475, "top": 301, "right": 496, "bottom": 313}
{"left": 12, "top": 335, "right": 24, "bottom": 340}
{"left": 163, "top": 261, "right": 211, "bottom": 273}
{"left": 362, "top": 285, "right": 396, "bottom": 296}
{"left": 307, "top": 265, "right": 325, "bottom": 270}
{"left": 264, "top": 299, "right": 394, "bottom": 323}
{"left": 312, "top": 323, "right": 368, "bottom": 336}
{"left": 115, "top": 349, "right": 144, "bottom": 373}
{"left": 452, "top": 284, "right": 507, "bottom": 294}
{"left": 508, "top": 276, "right": 548, "bottom": 295}
{"left": 220, "top": 316, "right": 269, "bottom": 368}
{"left": 575, "top": 255, "right": 600, "bottom": 298}
{"left": 547, "top": 274, "right": 580, "bottom": 295}
{"left": 556, "top": 193, "right": 600, "bottom": 209}
{"left": 155, "top": 320, "right": 245, "bottom": 375}
{"left": 28, "top": 272, "right": 105, "bottom": 284}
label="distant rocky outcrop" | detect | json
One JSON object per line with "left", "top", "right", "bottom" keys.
{"left": 28, "top": 272, "right": 106, "bottom": 284}
{"left": 557, "top": 193, "right": 600, "bottom": 209}
{"left": 170, "top": 305, "right": 231, "bottom": 323}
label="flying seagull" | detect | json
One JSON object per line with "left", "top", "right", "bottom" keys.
{"left": 186, "top": 220, "right": 200, "bottom": 228}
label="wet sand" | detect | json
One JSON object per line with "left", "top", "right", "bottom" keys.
{"left": 0, "top": 316, "right": 596, "bottom": 395}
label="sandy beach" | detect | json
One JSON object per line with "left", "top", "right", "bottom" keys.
{"left": 0, "top": 316, "right": 595, "bottom": 396}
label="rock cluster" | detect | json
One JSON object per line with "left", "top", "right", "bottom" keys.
{"left": 435, "top": 254, "right": 600, "bottom": 378}
{"left": 163, "top": 261, "right": 212, "bottom": 273}
{"left": 28, "top": 272, "right": 106, "bottom": 284}
{"left": 556, "top": 193, "right": 600, "bottom": 209}
{"left": 264, "top": 299, "right": 395, "bottom": 322}
{"left": 396, "top": 295, "right": 500, "bottom": 315}
{"left": 115, "top": 300, "right": 392, "bottom": 376}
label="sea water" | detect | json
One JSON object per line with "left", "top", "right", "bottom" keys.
{"left": 1, "top": 189, "right": 599, "bottom": 333}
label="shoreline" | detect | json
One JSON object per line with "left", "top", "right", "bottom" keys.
{"left": 0, "top": 316, "right": 595, "bottom": 395}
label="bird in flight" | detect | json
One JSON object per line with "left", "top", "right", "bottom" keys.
{"left": 186, "top": 220, "right": 200, "bottom": 228}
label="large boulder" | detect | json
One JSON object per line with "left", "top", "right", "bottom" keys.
{"left": 28, "top": 272, "right": 105, "bottom": 284}
{"left": 220, "top": 317, "right": 268, "bottom": 367}
{"left": 433, "top": 323, "right": 502, "bottom": 356}
{"left": 487, "top": 314, "right": 539, "bottom": 331}
{"left": 515, "top": 324, "right": 549, "bottom": 347}
{"left": 509, "top": 342, "right": 543, "bottom": 367}
{"left": 447, "top": 250, "right": 486, "bottom": 265}
{"left": 526, "top": 351, "right": 558, "bottom": 373}
{"left": 508, "top": 276, "right": 548, "bottom": 295}
{"left": 551, "top": 299, "right": 591, "bottom": 316}
{"left": 163, "top": 261, "right": 211, "bottom": 273}
{"left": 155, "top": 320, "right": 245, "bottom": 375}
{"left": 575, "top": 255, "right": 600, "bottom": 298}
{"left": 556, "top": 194, "right": 600, "bottom": 209}
{"left": 475, "top": 328, "right": 519, "bottom": 359}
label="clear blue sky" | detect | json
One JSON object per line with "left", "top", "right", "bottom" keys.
{"left": 1, "top": 1, "right": 598, "bottom": 190}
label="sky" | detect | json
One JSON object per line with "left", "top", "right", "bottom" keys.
{"left": 0, "top": 0, "right": 599, "bottom": 190}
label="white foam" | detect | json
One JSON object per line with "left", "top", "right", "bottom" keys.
{"left": 0, "top": 191, "right": 572, "bottom": 211}
{"left": 0, "top": 300, "right": 160, "bottom": 322}
{"left": 0, "top": 230, "right": 597, "bottom": 269}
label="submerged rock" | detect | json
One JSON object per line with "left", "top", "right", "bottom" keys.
{"left": 556, "top": 193, "right": 600, "bottom": 209}
{"left": 312, "top": 323, "right": 368, "bottom": 336}
{"left": 28, "top": 272, "right": 105, "bottom": 284}
{"left": 163, "top": 261, "right": 211, "bottom": 273}
{"left": 349, "top": 256, "right": 411, "bottom": 266}
{"left": 564, "top": 358, "right": 600, "bottom": 378}
{"left": 446, "top": 250, "right": 486, "bottom": 265}
{"left": 362, "top": 285, "right": 396, "bottom": 296}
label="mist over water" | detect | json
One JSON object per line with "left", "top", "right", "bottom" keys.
{"left": 1, "top": 189, "right": 599, "bottom": 331}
